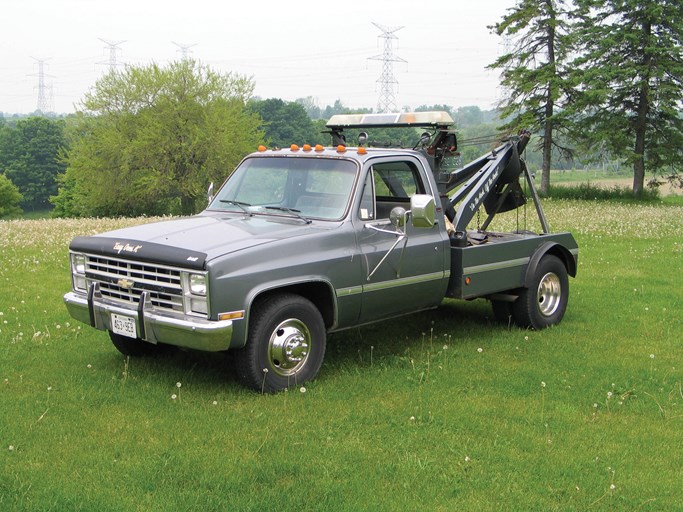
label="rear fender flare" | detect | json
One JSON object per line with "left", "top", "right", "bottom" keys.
{"left": 524, "top": 242, "right": 577, "bottom": 288}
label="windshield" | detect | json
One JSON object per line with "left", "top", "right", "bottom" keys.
{"left": 208, "top": 156, "right": 358, "bottom": 220}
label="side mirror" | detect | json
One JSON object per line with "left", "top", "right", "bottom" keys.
{"left": 410, "top": 194, "right": 435, "bottom": 228}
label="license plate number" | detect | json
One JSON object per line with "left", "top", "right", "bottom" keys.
{"left": 112, "top": 313, "right": 137, "bottom": 339}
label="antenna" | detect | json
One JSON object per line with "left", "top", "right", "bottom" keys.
{"left": 172, "top": 41, "right": 197, "bottom": 60}
{"left": 29, "top": 57, "right": 54, "bottom": 113}
{"left": 367, "top": 22, "right": 407, "bottom": 113}
{"left": 98, "top": 38, "right": 126, "bottom": 72}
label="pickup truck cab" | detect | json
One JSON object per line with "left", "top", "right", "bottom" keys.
{"left": 64, "top": 112, "right": 578, "bottom": 392}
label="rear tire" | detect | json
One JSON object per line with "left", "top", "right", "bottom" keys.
{"left": 234, "top": 293, "right": 326, "bottom": 393}
{"left": 109, "top": 331, "right": 172, "bottom": 357}
{"left": 512, "top": 255, "right": 568, "bottom": 329}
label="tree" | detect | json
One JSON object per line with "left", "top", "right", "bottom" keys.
{"left": 295, "top": 96, "right": 322, "bottom": 120}
{"left": 570, "top": 0, "right": 683, "bottom": 196}
{"left": 0, "top": 116, "right": 66, "bottom": 210}
{"left": 249, "top": 99, "right": 323, "bottom": 147}
{"left": 53, "top": 60, "right": 264, "bottom": 217}
{"left": 488, "top": 0, "right": 574, "bottom": 194}
{"left": 0, "top": 174, "right": 23, "bottom": 218}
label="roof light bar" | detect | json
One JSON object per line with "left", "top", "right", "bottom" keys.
{"left": 326, "top": 111, "right": 454, "bottom": 129}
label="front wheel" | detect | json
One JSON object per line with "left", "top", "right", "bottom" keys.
{"left": 234, "top": 293, "right": 326, "bottom": 393}
{"left": 512, "top": 255, "right": 569, "bottom": 329}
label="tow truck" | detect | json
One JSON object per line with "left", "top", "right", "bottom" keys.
{"left": 64, "top": 111, "right": 578, "bottom": 392}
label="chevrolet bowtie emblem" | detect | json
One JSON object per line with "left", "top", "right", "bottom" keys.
{"left": 117, "top": 278, "right": 135, "bottom": 290}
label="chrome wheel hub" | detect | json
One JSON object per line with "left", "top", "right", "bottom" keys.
{"left": 267, "top": 318, "right": 311, "bottom": 376}
{"left": 537, "top": 272, "right": 561, "bottom": 317}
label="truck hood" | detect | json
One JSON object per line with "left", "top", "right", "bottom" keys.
{"left": 69, "top": 213, "right": 332, "bottom": 270}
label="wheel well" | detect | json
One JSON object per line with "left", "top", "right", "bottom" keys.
{"left": 525, "top": 242, "right": 576, "bottom": 288}
{"left": 251, "top": 282, "right": 335, "bottom": 329}
{"left": 546, "top": 245, "right": 577, "bottom": 278}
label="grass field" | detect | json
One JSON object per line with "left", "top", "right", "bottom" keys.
{"left": 550, "top": 169, "right": 682, "bottom": 197}
{"left": 1, "top": 201, "right": 682, "bottom": 511}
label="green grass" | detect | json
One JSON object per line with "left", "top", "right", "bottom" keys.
{"left": 1, "top": 204, "right": 682, "bottom": 511}
{"left": 545, "top": 182, "right": 662, "bottom": 201}
{"left": 549, "top": 169, "right": 631, "bottom": 184}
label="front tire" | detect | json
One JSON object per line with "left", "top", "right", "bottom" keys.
{"left": 234, "top": 293, "right": 326, "bottom": 393}
{"left": 512, "top": 255, "right": 569, "bottom": 329}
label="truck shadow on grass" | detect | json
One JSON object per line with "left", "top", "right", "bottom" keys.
{"left": 323, "top": 299, "right": 503, "bottom": 370}
{"left": 94, "top": 299, "right": 506, "bottom": 392}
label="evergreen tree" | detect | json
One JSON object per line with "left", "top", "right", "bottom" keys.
{"left": 570, "top": 0, "right": 683, "bottom": 196}
{"left": 488, "top": 0, "right": 574, "bottom": 193}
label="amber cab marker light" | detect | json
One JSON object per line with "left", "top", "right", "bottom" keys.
{"left": 290, "top": 144, "right": 300, "bottom": 152}
{"left": 336, "top": 145, "right": 347, "bottom": 153}
{"left": 314, "top": 144, "right": 324, "bottom": 152}
{"left": 258, "top": 145, "right": 267, "bottom": 152}
{"left": 357, "top": 146, "right": 367, "bottom": 155}
{"left": 303, "top": 144, "right": 312, "bottom": 152}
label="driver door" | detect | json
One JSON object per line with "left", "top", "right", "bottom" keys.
{"left": 354, "top": 158, "right": 449, "bottom": 323}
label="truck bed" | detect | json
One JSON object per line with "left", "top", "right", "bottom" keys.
{"left": 446, "top": 230, "right": 578, "bottom": 300}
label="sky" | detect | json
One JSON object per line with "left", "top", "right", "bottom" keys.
{"left": 1, "top": 0, "right": 515, "bottom": 115}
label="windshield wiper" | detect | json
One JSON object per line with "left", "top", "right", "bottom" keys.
{"left": 264, "top": 206, "right": 312, "bottom": 224}
{"left": 219, "top": 200, "right": 252, "bottom": 215}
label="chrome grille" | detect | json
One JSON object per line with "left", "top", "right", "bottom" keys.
{"left": 85, "top": 255, "right": 184, "bottom": 312}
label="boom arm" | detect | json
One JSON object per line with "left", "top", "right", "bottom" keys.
{"left": 440, "top": 131, "right": 549, "bottom": 239}
{"left": 324, "top": 113, "right": 549, "bottom": 239}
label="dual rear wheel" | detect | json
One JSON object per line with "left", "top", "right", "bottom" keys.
{"left": 492, "top": 254, "right": 569, "bottom": 330}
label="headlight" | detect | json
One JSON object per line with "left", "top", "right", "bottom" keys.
{"left": 189, "top": 273, "right": 207, "bottom": 296}
{"left": 72, "top": 253, "right": 86, "bottom": 274}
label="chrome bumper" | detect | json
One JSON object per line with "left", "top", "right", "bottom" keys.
{"left": 63, "top": 285, "right": 234, "bottom": 352}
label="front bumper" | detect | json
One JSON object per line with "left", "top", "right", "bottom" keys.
{"left": 64, "top": 284, "right": 234, "bottom": 352}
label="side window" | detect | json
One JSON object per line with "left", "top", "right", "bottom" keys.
{"left": 373, "top": 161, "right": 425, "bottom": 199}
{"left": 359, "top": 171, "right": 375, "bottom": 221}
{"left": 371, "top": 161, "right": 426, "bottom": 220}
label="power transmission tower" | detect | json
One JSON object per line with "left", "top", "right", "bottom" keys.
{"left": 98, "top": 38, "right": 126, "bottom": 72}
{"left": 368, "top": 22, "right": 407, "bottom": 113}
{"left": 172, "top": 41, "right": 197, "bottom": 61}
{"left": 29, "top": 57, "right": 54, "bottom": 113}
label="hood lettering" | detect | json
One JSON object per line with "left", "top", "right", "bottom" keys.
{"left": 113, "top": 242, "right": 143, "bottom": 254}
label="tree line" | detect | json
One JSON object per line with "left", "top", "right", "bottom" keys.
{"left": 1, "top": 0, "right": 681, "bottom": 218}
{"left": 489, "top": 0, "right": 683, "bottom": 196}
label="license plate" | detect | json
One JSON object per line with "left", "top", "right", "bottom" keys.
{"left": 111, "top": 313, "right": 137, "bottom": 339}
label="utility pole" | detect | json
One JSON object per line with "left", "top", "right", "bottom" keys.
{"left": 98, "top": 38, "right": 126, "bottom": 72}
{"left": 29, "top": 57, "right": 54, "bottom": 113}
{"left": 368, "top": 22, "right": 407, "bottom": 113}
{"left": 172, "top": 41, "right": 197, "bottom": 61}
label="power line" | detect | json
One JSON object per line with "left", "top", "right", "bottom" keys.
{"left": 98, "top": 38, "right": 126, "bottom": 72}
{"left": 28, "top": 57, "right": 54, "bottom": 113}
{"left": 172, "top": 41, "right": 197, "bottom": 61}
{"left": 367, "top": 22, "right": 406, "bottom": 113}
